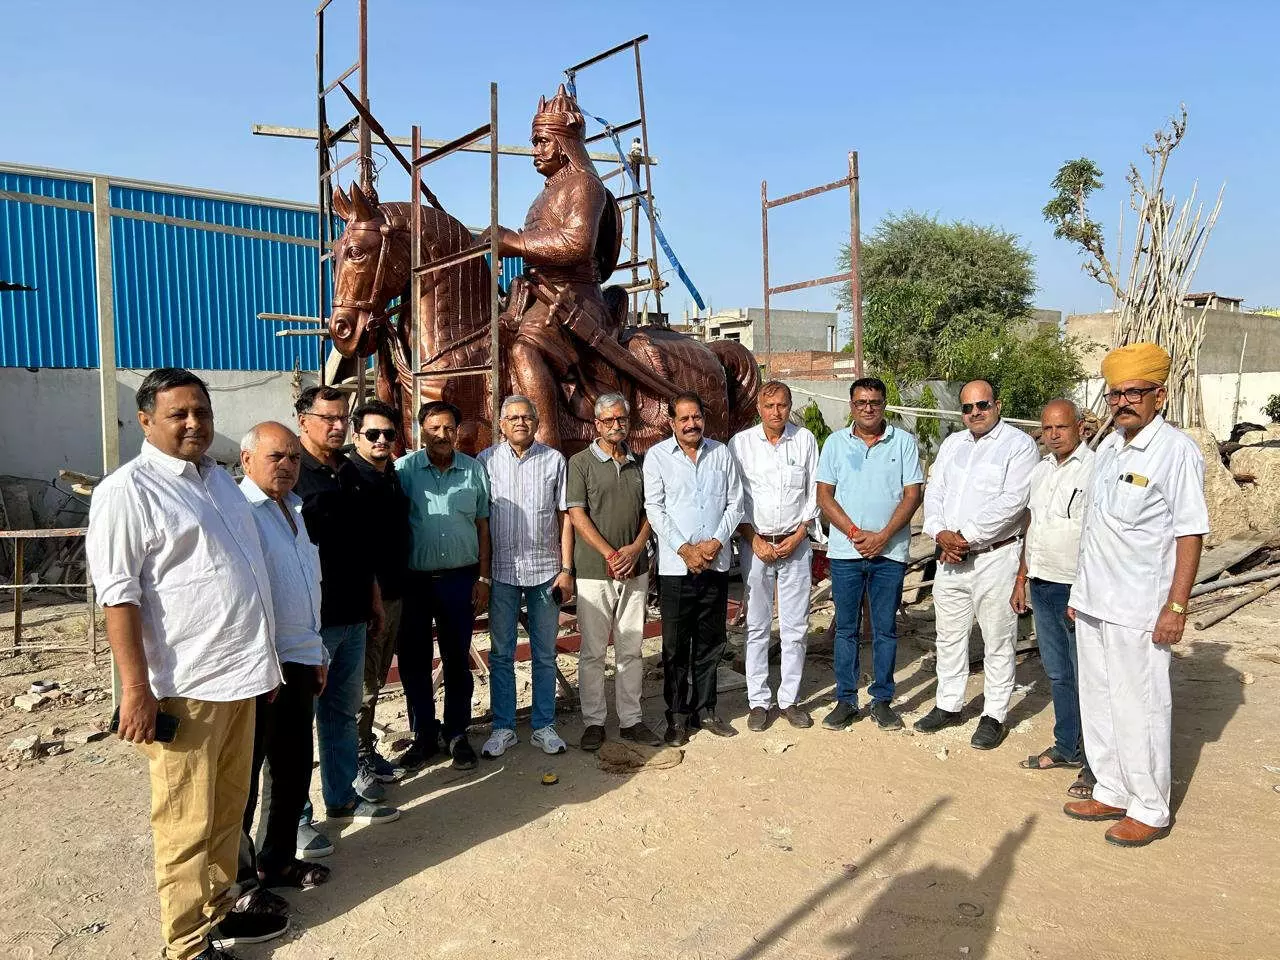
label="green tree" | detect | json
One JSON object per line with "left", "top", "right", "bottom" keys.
{"left": 1042, "top": 158, "right": 1122, "bottom": 296}
{"left": 801, "top": 400, "right": 832, "bottom": 449}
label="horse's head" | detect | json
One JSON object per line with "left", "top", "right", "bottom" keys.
{"left": 328, "top": 183, "right": 411, "bottom": 357}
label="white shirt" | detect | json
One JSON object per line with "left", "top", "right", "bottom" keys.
{"left": 923, "top": 419, "right": 1040, "bottom": 548}
{"left": 728, "top": 423, "right": 820, "bottom": 537}
{"left": 1024, "top": 443, "right": 1096, "bottom": 584}
{"left": 240, "top": 477, "right": 326, "bottom": 667}
{"left": 1070, "top": 416, "right": 1209, "bottom": 632}
{"left": 643, "top": 436, "right": 745, "bottom": 575}
{"left": 478, "top": 441, "right": 567, "bottom": 587}
{"left": 86, "top": 442, "right": 281, "bottom": 701}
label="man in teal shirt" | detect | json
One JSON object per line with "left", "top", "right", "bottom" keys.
{"left": 817, "top": 377, "right": 924, "bottom": 731}
{"left": 394, "top": 401, "right": 491, "bottom": 772}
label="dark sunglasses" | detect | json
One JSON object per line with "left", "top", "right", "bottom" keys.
{"left": 361, "top": 428, "right": 396, "bottom": 442}
{"left": 961, "top": 399, "right": 996, "bottom": 415}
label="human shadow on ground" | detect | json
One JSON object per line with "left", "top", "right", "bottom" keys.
{"left": 1170, "top": 639, "right": 1244, "bottom": 814}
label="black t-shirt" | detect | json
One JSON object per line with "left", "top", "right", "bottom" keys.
{"left": 295, "top": 448, "right": 376, "bottom": 628}
{"left": 346, "top": 452, "right": 411, "bottom": 602}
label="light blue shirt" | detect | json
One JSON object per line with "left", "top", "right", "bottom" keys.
{"left": 816, "top": 424, "right": 924, "bottom": 563}
{"left": 643, "top": 436, "right": 744, "bottom": 575}
{"left": 239, "top": 477, "right": 326, "bottom": 667}
{"left": 395, "top": 449, "right": 491, "bottom": 572}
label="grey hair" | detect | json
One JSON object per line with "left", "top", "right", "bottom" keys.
{"left": 240, "top": 421, "right": 295, "bottom": 453}
{"left": 1043, "top": 397, "right": 1082, "bottom": 420}
{"left": 593, "top": 392, "right": 630, "bottom": 418}
{"left": 500, "top": 394, "right": 538, "bottom": 420}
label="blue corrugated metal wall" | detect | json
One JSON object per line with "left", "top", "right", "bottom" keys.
{"left": 1, "top": 165, "right": 522, "bottom": 372}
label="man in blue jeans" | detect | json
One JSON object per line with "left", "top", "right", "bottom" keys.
{"left": 816, "top": 377, "right": 924, "bottom": 731}
{"left": 1010, "top": 399, "right": 1095, "bottom": 793}
{"left": 294, "top": 387, "right": 399, "bottom": 861}
{"left": 478, "top": 395, "right": 576, "bottom": 758}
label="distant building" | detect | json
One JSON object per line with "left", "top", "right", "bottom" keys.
{"left": 686, "top": 307, "right": 840, "bottom": 353}
{"left": 1183, "top": 291, "right": 1244, "bottom": 312}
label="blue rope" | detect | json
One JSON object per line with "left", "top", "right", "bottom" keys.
{"left": 565, "top": 76, "right": 706, "bottom": 310}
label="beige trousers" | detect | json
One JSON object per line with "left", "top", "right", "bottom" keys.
{"left": 141, "top": 696, "right": 256, "bottom": 960}
{"left": 576, "top": 574, "right": 649, "bottom": 727}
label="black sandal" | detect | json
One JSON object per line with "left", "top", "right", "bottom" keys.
{"left": 1067, "top": 767, "right": 1096, "bottom": 799}
{"left": 1019, "top": 747, "right": 1083, "bottom": 770}
{"left": 260, "top": 859, "right": 331, "bottom": 890}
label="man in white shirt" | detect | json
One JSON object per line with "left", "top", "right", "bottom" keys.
{"left": 645, "top": 391, "right": 745, "bottom": 745}
{"left": 236, "top": 423, "right": 331, "bottom": 895}
{"left": 1065, "top": 343, "right": 1207, "bottom": 847}
{"left": 87, "top": 368, "right": 283, "bottom": 960}
{"left": 916, "top": 379, "right": 1039, "bottom": 750}
{"left": 729, "top": 381, "right": 820, "bottom": 731}
{"left": 1010, "top": 400, "right": 1095, "bottom": 784}
{"left": 478, "top": 395, "right": 576, "bottom": 759}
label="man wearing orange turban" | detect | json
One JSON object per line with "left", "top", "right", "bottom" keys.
{"left": 1064, "top": 342, "right": 1208, "bottom": 846}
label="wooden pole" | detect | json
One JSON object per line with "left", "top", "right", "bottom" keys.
{"left": 848, "top": 151, "right": 864, "bottom": 377}
{"left": 91, "top": 177, "right": 119, "bottom": 474}
{"left": 1193, "top": 576, "right": 1280, "bottom": 631}
{"left": 761, "top": 180, "right": 770, "bottom": 379}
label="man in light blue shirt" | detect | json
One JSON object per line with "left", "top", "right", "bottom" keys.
{"left": 817, "top": 377, "right": 924, "bottom": 732}
{"left": 643, "top": 392, "right": 744, "bottom": 745}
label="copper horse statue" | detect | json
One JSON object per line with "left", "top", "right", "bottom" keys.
{"left": 327, "top": 182, "right": 760, "bottom": 455}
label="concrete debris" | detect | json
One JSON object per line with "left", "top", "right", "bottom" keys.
{"left": 65, "top": 728, "right": 109, "bottom": 746}
{"left": 13, "top": 693, "right": 46, "bottom": 712}
{"left": 1184, "top": 428, "right": 1251, "bottom": 546}
{"left": 10, "top": 734, "right": 40, "bottom": 754}
{"left": 1230, "top": 445, "right": 1280, "bottom": 531}
{"left": 935, "top": 747, "right": 949, "bottom": 761}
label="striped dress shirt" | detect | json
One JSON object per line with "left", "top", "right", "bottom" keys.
{"left": 478, "top": 440, "right": 568, "bottom": 587}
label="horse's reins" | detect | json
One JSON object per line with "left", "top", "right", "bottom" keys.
{"left": 329, "top": 219, "right": 410, "bottom": 333}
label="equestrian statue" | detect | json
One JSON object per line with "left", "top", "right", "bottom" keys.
{"left": 326, "top": 83, "right": 760, "bottom": 455}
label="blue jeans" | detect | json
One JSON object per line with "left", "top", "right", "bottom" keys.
{"left": 310, "top": 622, "right": 366, "bottom": 811}
{"left": 831, "top": 557, "right": 906, "bottom": 706}
{"left": 489, "top": 578, "right": 561, "bottom": 731}
{"left": 1030, "top": 578, "right": 1083, "bottom": 762}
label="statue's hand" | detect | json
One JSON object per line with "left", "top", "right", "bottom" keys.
{"left": 477, "top": 225, "right": 516, "bottom": 256}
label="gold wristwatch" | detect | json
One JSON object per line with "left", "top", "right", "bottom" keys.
{"left": 1166, "top": 601, "right": 1187, "bottom": 615}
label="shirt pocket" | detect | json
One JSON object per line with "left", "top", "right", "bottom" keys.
{"left": 1106, "top": 478, "right": 1149, "bottom": 527}
{"left": 441, "top": 483, "right": 476, "bottom": 519}
{"left": 782, "top": 464, "right": 807, "bottom": 491}
{"left": 971, "top": 462, "right": 1005, "bottom": 494}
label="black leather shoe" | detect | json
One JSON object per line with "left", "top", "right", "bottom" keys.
{"left": 747, "top": 707, "right": 770, "bottom": 732}
{"left": 579, "top": 724, "right": 606, "bottom": 752}
{"left": 782, "top": 705, "right": 813, "bottom": 729}
{"left": 912, "top": 706, "right": 964, "bottom": 733}
{"left": 869, "top": 700, "right": 904, "bottom": 730}
{"left": 822, "top": 701, "right": 859, "bottom": 730}
{"left": 620, "top": 721, "right": 662, "bottom": 746}
{"left": 663, "top": 719, "right": 689, "bottom": 746}
{"left": 449, "top": 735, "right": 479, "bottom": 770}
{"left": 970, "top": 715, "right": 1007, "bottom": 750}
{"left": 398, "top": 738, "right": 437, "bottom": 771}
{"left": 698, "top": 713, "right": 738, "bottom": 738}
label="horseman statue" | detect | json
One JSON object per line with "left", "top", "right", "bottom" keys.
{"left": 326, "top": 84, "right": 759, "bottom": 455}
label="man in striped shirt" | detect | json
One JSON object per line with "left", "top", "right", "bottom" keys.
{"left": 478, "top": 395, "right": 576, "bottom": 758}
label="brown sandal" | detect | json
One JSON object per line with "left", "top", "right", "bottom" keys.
{"left": 260, "top": 859, "right": 331, "bottom": 890}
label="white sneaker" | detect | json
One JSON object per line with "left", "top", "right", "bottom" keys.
{"left": 531, "top": 725, "right": 568, "bottom": 755}
{"left": 482, "top": 728, "right": 518, "bottom": 759}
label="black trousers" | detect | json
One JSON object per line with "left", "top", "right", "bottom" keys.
{"left": 398, "top": 566, "right": 478, "bottom": 744}
{"left": 238, "top": 661, "right": 319, "bottom": 882}
{"left": 658, "top": 571, "right": 729, "bottom": 724}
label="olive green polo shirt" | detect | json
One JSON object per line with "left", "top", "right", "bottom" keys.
{"left": 566, "top": 441, "right": 647, "bottom": 581}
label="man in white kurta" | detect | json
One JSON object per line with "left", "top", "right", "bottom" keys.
{"left": 729, "top": 381, "right": 820, "bottom": 731}
{"left": 1066, "top": 342, "right": 1207, "bottom": 847}
{"left": 916, "top": 380, "right": 1039, "bottom": 750}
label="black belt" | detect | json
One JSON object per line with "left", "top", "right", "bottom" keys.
{"left": 411, "top": 564, "right": 479, "bottom": 579}
{"left": 758, "top": 532, "right": 791, "bottom": 544}
{"left": 963, "top": 535, "right": 1021, "bottom": 557}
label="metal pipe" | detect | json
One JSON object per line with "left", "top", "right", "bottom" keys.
{"left": 411, "top": 125, "right": 423, "bottom": 451}
{"left": 769, "top": 271, "right": 855, "bottom": 296}
{"left": 315, "top": 4, "right": 328, "bottom": 384}
{"left": 849, "top": 151, "right": 864, "bottom": 377}
{"left": 357, "top": 0, "right": 372, "bottom": 193}
{"left": 565, "top": 34, "right": 649, "bottom": 74}
{"left": 761, "top": 180, "right": 770, "bottom": 379}
{"left": 634, "top": 42, "right": 661, "bottom": 322}
{"left": 12, "top": 539, "right": 22, "bottom": 648}
{"left": 766, "top": 175, "right": 853, "bottom": 209}
{"left": 489, "top": 82, "right": 502, "bottom": 441}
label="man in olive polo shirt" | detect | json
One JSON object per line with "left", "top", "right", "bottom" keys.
{"left": 394, "top": 401, "right": 491, "bottom": 772}
{"left": 566, "top": 393, "right": 661, "bottom": 751}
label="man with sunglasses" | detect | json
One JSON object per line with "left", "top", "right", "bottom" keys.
{"left": 916, "top": 380, "right": 1039, "bottom": 750}
{"left": 347, "top": 400, "right": 411, "bottom": 794}
{"left": 293, "top": 387, "right": 399, "bottom": 861}
{"left": 1064, "top": 343, "right": 1207, "bottom": 847}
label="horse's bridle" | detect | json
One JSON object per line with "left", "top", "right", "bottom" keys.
{"left": 330, "top": 219, "right": 410, "bottom": 333}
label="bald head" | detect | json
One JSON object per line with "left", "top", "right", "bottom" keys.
{"left": 240, "top": 421, "right": 302, "bottom": 499}
{"left": 1039, "top": 399, "right": 1083, "bottom": 462}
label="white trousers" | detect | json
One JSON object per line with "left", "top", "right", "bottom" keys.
{"left": 741, "top": 541, "right": 812, "bottom": 709}
{"left": 932, "top": 543, "right": 1019, "bottom": 722}
{"left": 576, "top": 574, "right": 648, "bottom": 727}
{"left": 1075, "top": 611, "right": 1172, "bottom": 828}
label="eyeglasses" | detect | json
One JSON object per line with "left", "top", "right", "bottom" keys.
{"left": 595, "top": 416, "right": 629, "bottom": 427}
{"left": 1105, "top": 386, "right": 1161, "bottom": 405}
{"left": 503, "top": 414, "right": 536, "bottom": 423}
{"left": 304, "top": 412, "right": 349, "bottom": 425}
{"left": 960, "top": 400, "right": 996, "bottom": 415}
{"left": 361, "top": 428, "right": 396, "bottom": 442}
{"left": 852, "top": 399, "right": 885, "bottom": 410}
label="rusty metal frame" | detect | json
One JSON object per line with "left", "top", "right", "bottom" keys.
{"left": 761, "top": 151, "right": 863, "bottom": 379}
{"left": 0, "top": 528, "right": 97, "bottom": 660}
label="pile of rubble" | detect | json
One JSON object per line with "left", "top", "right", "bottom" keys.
{"left": 1184, "top": 423, "right": 1280, "bottom": 545}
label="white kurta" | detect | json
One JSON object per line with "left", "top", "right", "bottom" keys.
{"left": 1070, "top": 415, "right": 1208, "bottom": 828}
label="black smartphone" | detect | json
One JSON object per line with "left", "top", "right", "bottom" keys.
{"left": 109, "top": 706, "right": 180, "bottom": 743}
{"left": 550, "top": 586, "right": 564, "bottom": 605}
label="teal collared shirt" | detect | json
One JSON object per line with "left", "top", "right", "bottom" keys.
{"left": 816, "top": 423, "right": 924, "bottom": 563}
{"left": 395, "top": 448, "right": 490, "bottom": 572}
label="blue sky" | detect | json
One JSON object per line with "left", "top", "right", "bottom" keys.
{"left": 6, "top": 0, "right": 1277, "bottom": 335}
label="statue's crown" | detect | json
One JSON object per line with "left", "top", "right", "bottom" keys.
{"left": 532, "top": 83, "right": 585, "bottom": 134}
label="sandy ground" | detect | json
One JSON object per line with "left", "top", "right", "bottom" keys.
{"left": 1, "top": 588, "right": 1278, "bottom": 960}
